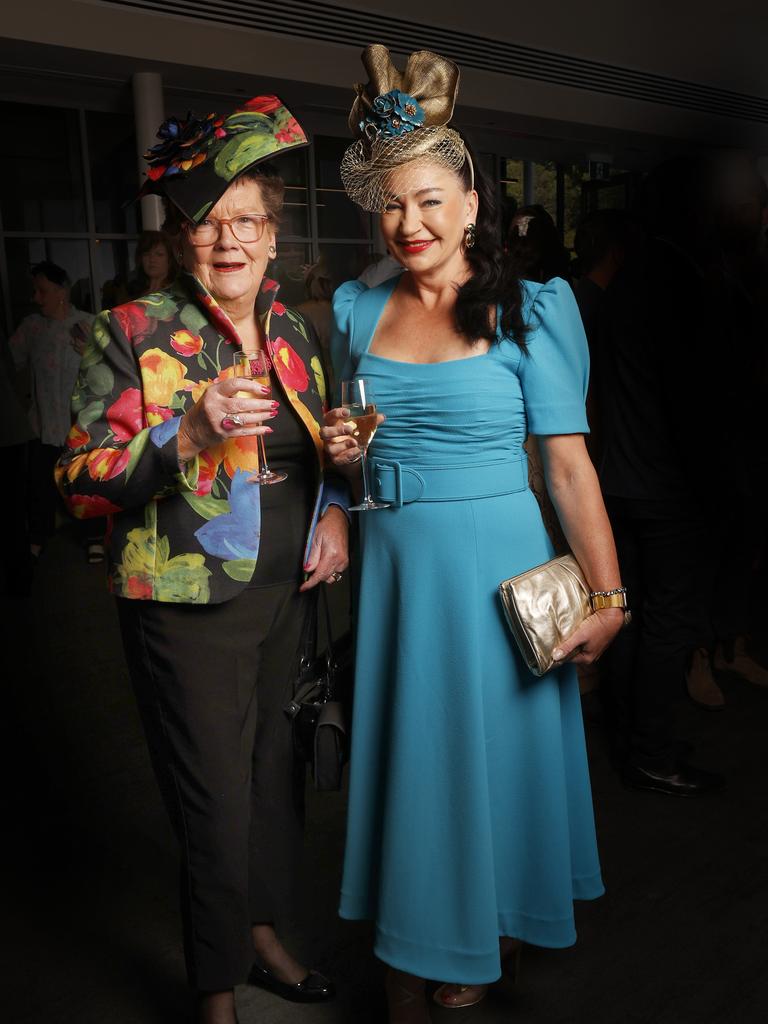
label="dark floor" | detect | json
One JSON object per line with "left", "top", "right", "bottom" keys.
{"left": 3, "top": 525, "right": 768, "bottom": 1024}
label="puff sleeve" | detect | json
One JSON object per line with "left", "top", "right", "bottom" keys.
{"left": 517, "top": 277, "right": 590, "bottom": 436}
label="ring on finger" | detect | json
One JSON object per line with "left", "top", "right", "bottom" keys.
{"left": 328, "top": 571, "right": 343, "bottom": 583}
{"left": 222, "top": 413, "right": 244, "bottom": 430}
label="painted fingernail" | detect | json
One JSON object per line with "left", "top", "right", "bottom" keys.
{"left": 260, "top": 385, "right": 271, "bottom": 395}
{"left": 270, "top": 401, "right": 280, "bottom": 409}
{"left": 264, "top": 427, "right": 274, "bottom": 433}
{"left": 268, "top": 411, "right": 278, "bottom": 418}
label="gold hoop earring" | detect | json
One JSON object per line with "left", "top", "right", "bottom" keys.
{"left": 464, "top": 223, "right": 477, "bottom": 249}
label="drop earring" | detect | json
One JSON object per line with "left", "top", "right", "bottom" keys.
{"left": 268, "top": 244, "right": 277, "bottom": 259}
{"left": 464, "top": 223, "right": 477, "bottom": 249}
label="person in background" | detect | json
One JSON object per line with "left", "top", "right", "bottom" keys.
{"left": 357, "top": 251, "right": 402, "bottom": 288}
{"left": 296, "top": 254, "right": 334, "bottom": 362}
{"left": 572, "top": 209, "right": 642, "bottom": 464}
{"left": 128, "top": 229, "right": 179, "bottom": 298}
{"left": 56, "top": 96, "right": 346, "bottom": 1024}
{"left": 505, "top": 203, "right": 571, "bottom": 283}
{"left": 573, "top": 209, "right": 639, "bottom": 352}
{"left": 594, "top": 152, "right": 757, "bottom": 783}
{"left": 9, "top": 261, "right": 94, "bottom": 560}
{"left": 692, "top": 151, "right": 768, "bottom": 694}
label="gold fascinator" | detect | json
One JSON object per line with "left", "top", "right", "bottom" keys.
{"left": 340, "top": 44, "right": 472, "bottom": 213}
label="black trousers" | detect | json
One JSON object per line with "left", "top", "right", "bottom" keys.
{"left": 117, "top": 582, "right": 311, "bottom": 992}
{"left": 600, "top": 497, "right": 712, "bottom": 771}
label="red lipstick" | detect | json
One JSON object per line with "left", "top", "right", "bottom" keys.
{"left": 399, "top": 239, "right": 435, "bottom": 254}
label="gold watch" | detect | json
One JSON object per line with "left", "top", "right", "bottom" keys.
{"left": 589, "top": 588, "right": 632, "bottom": 626}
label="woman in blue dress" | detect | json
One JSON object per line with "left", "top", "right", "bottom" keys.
{"left": 323, "top": 46, "right": 626, "bottom": 1022}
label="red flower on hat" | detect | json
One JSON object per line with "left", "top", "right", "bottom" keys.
{"left": 275, "top": 117, "right": 303, "bottom": 144}
{"left": 272, "top": 338, "right": 309, "bottom": 393}
{"left": 243, "top": 96, "right": 282, "bottom": 115}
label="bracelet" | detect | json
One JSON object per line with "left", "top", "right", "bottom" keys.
{"left": 589, "top": 586, "right": 627, "bottom": 599}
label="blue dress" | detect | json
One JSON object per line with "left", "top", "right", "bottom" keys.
{"left": 332, "top": 274, "right": 604, "bottom": 985}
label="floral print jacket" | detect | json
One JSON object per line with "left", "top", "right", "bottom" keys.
{"left": 56, "top": 272, "right": 344, "bottom": 604}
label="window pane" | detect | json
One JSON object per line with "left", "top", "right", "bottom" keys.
{"left": 562, "top": 163, "right": 589, "bottom": 249}
{"left": 86, "top": 111, "right": 140, "bottom": 235}
{"left": 532, "top": 161, "right": 558, "bottom": 222}
{"left": 275, "top": 148, "right": 309, "bottom": 239}
{"left": 93, "top": 238, "right": 137, "bottom": 311}
{"left": 4, "top": 238, "right": 92, "bottom": 327}
{"left": 315, "top": 136, "right": 372, "bottom": 240}
{"left": 0, "top": 102, "right": 87, "bottom": 233}
{"left": 501, "top": 158, "right": 524, "bottom": 239}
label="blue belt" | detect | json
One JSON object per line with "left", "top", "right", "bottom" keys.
{"left": 370, "top": 456, "right": 528, "bottom": 507}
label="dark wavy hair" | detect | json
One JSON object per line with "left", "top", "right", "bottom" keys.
{"left": 455, "top": 138, "right": 527, "bottom": 351}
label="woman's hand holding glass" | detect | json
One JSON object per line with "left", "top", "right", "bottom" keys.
{"left": 177, "top": 372, "right": 277, "bottom": 462}
{"left": 321, "top": 380, "right": 388, "bottom": 511}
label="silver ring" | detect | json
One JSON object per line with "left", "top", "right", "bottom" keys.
{"left": 328, "top": 571, "right": 343, "bottom": 583}
{"left": 222, "top": 413, "right": 244, "bottom": 429}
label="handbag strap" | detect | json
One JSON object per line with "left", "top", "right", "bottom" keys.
{"left": 297, "top": 589, "right": 320, "bottom": 675}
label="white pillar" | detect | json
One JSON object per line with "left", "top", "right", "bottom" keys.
{"left": 132, "top": 72, "right": 165, "bottom": 230}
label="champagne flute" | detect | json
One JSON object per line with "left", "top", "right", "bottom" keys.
{"left": 341, "top": 378, "right": 389, "bottom": 512}
{"left": 233, "top": 349, "right": 287, "bottom": 485}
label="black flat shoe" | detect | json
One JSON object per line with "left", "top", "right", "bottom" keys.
{"left": 622, "top": 761, "right": 725, "bottom": 797}
{"left": 247, "top": 963, "right": 335, "bottom": 1003}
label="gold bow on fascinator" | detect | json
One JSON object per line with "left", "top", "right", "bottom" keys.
{"left": 340, "top": 44, "right": 471, "bottom": 212}
{"left": 348, "top": 44, "right": 460, "bottom": 137}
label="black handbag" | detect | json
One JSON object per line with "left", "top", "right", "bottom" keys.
{"left": 285, "top": 589, "right": 353, "bottom": 791}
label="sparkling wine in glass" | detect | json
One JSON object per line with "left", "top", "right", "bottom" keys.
{"left": 233, "top": 349, "right": 287, "bottom": 485}
{"left": 341, "top": 378, "right": 388, "bottom": 512}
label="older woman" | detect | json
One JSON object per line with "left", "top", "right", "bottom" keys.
{"left": 57, "top": 98, "right": 346, "bottom": 1024}
{"left": 322, "top": 48, "right": 626, "bottom": 1023}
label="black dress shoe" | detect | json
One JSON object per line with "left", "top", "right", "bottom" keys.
{"left": 247, "top": 963, "right": 335, "bottom": 1003}
{"left": 622, "top": 761, "right": 726, "bottom": 797}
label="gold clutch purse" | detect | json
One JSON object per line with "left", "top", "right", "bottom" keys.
{"left": 498, "top": 554, "right": 592, "bottom": 677}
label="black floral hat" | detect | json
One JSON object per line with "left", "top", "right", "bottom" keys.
{"left": 140, "top": 95, "right": 308, "bottom": 224}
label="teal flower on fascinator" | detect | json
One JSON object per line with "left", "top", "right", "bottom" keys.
{"left": 360, "top": 89, "right": 425, "bottom": 140}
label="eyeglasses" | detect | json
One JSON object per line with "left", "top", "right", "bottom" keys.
{"left": 184, "top": 213, "right": 270, "bottom": 246}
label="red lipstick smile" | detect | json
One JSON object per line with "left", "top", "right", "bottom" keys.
{"left": 213, "top": 262, "right": 246, "bottom": 272}
{"left": 399, "top": 239, "right": 435, "bottom": 254}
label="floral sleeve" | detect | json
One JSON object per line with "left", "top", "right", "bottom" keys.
{"left": 56, "top": 311, "right": 199, "bottom": 519}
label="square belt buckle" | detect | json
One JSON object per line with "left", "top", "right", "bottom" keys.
{"left": 373, "top": 460, "right": 405, "bottom": 508}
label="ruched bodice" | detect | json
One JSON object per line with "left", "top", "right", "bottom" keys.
{"left": 358, "top": 348, "right": 528, "bottom": 466}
